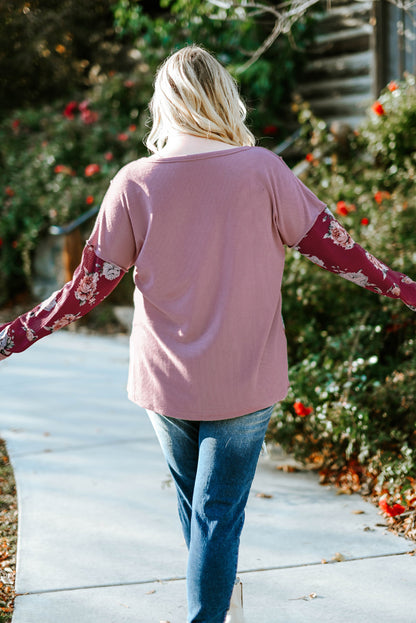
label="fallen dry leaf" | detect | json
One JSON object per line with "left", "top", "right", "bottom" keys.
{"left": 256, "top": 492, "right": 273, "bottom": 499}
{"left": 331, "top": 552, "right": 346, "bottom": 562}
{"left": 352, "top": 510, "right": 365, "bottom": 514}
{"left": 146, "top": 589, "right": 156, "bottom": 594}
{"left": 289, "top": 592, "right": 318, "bottom": 601}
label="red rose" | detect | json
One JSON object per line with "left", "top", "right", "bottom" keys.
{"left": 12, "top": 119, "right": 20, "bottom": 130}
{"left": 54, "top": 164, "right": 74, "bottom": 176}
{"left": 84, "top": 163, "right": 100, "bottom": 177}
{"left": 5, "top": 186, "right": 15, "bottom": 197}
{"left": 86, "top": 195, "right": 94, "bottom": 205}
{"left": 104, "top": 151, "right": 114, "bottom": 161}
{"left": 374, "top": 190, "right": 391, "bottom": 204}
{"left": 305, "top": 153, "right": 314, "bottom": 163}
{"left": 124, "top": 80, "right": 134, "bottom": 88}
{"left": 81, "top": 109, "right": 99, "bottom": 124}
{"left": 361, "top": 218, "right": 369, "bottom": 226}
{"left": 63, "top": 101, "right": 78, "bottom": 120}
{"left": 293, "top": 401, "right": 313, "bottom": 417}
{"left": 379, "top": 498, "right": 405, "bottom": 517}
{"left": 129, "top": 124, "right": 137, "bottom": 132}
{"left": 372, "top": 101, "right": 385, "bottom": 116}
{"left": 336, "top": 201, "right": 349, "bottom": 216}
{"left": 388, "top": 81, "right": 398, "bottom": 92}
{"left": 0, "top": 238, "right": 3, "bottom": 247}
{"left": 117, "top": 133, "right": 129, "bottom": 142}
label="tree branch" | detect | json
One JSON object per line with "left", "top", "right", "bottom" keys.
{"left": 207, "top": 0, "right": 323, "bottom": 73}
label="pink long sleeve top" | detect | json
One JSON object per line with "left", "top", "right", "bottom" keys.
{"left": 1, "top": 146, "right": 415, "bottom": 420}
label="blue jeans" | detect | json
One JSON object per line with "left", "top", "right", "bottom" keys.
{"left": 147, "top": 404, "right": 274, "bottom": 623}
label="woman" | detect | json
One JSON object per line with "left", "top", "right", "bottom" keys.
{"left": 1, "top": 45, "right": 415, "bottom": 623}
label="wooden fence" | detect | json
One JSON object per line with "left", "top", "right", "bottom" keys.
{"left": 299, "top": 0, "right": 416, "bottom": 127}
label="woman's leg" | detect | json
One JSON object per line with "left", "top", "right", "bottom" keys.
{"left": 187, "top": 405, "right": 274, "bottom": 623}
{"left": 147, "top": 410, "right": 199, "bottom": 548}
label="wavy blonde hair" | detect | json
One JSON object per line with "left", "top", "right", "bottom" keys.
{"left": 146, "top": 45, "right": 255, "bottom": 153}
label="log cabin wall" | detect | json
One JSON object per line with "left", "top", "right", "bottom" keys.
{"left": 298, "top": 0, "right": 416, "bottom": 128}
{"left": 374, "top": 0, "right": 416, "bottom": 93}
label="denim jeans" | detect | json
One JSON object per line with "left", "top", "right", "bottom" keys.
{"left": 147, "top": 404, "right": 274, "bottom": 623}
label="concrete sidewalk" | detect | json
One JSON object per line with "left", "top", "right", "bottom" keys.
{"left": 1, "top": 331, "right": 415, "bottom": 623}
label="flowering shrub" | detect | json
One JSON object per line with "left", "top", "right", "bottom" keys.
{"left": 0, "top": 71, "right": 153, "bottom": 304}
{"left": 362, "top": 74, "right": 416, "bottom": 189}
{"left": 268, "top": 77, "right": 416, "bottom": 527}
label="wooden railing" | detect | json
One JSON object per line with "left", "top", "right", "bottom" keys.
{"left": 49, "top": 205, "right": 100, "bottom": 282}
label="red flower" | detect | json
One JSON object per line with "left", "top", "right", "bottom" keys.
{"left": 12, "top": 119, "right": 20, "bottom": 130}
{"left": 293, "top": 401, "right": 313, "bottom": 417}
{"left": 305, "top": 153, "right": 314, "bottom": 163}
{"left": 54, "top": 164, "right": 75, "bottom": 176}
{"left": 372, "top": 101, "right": 385, "bottom": 116}
{"left": 63, "top": 101, "right": 78, "bottom": 120}
{"left": 336, "top": 201, "right": 349, "bottom": 216}
{"left": 104, "top": 151, "right": 114, "bottom": 161}
{"left": 124, "top": 80, "right": 134, "bottom": 88}
{"left": 81, "top": 108, "right": 99, "bottom": 124}
{"left": 379, "top": 498, "right": 405, "bottom": 517}
{"left": 361, "top": 218, "right": 369, "bottom": 226}
{"left": 12, "top": 240, "right": 18, "bottom": 249}
{"left": 117, "top": 133, "right": 129, "bottom": 142}
{"left": 263, "top": 125, "right": 278, "bottom": 135}
{"left": 5, "top": 186, "right": 15, "bottom": 197}
{"left": 374, "top": 190, "right": 391, "bottom": 204}
{"left": 86, "top": 195, "right": 94, "bottom": 205}
{"left": 129, "top": 124, "right": 137, "bottom": 132}
{"left": 84, "top": 163, "right": 100, "bottom": 177}
{"left": 0, "top": 238, "right": 3, "bottom": 247}
{"left": 388, "top": 81, "right": 398, "bottom": 92}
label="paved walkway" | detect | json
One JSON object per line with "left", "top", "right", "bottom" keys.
{"left": 1, "top": 331, "right": 415, "bottom": 623}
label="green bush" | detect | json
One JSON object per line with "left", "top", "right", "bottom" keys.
{"left": 268, "top": 77, "right": 416, "bottom": 508}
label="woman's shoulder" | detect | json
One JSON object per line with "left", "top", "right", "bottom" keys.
{"left": 108, "top": 156, "right": 155, "bottom": 186}
{"left": 244, "top": 145, "right": 283, "bottom": 166}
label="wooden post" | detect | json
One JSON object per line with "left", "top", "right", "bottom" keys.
{"left": 63, "top": 228, "right": 83, "bottom": 283}
{"left": 372, "top": 0, "right": 387, "bottom": 97}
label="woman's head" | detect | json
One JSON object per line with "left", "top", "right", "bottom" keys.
{"left": 146, "top": 45, "right": 255, "bottom": 152}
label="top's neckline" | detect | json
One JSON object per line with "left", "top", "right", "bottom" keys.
{"left": 147, "top": 146, "right": 253, "bottom": 163}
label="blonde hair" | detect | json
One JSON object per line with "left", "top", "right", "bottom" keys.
{"left": 146, "top": 45, "right": 255, "bottom": 153}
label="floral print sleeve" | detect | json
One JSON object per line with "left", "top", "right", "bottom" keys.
{"left": 0, "top": 244, "right": 125, "bottom": 360}
{"left": 295, "top": 208, "right": 416, "bottom": 312}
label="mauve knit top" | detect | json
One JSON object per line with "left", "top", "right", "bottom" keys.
{"left": 87, "top": 145, "right": 326, "bottom": 420}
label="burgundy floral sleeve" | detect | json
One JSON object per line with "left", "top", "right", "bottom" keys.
{"left": 0, "top": 244, "right": 125, "bottom": 360}
{"left": 295, "top": 208, "right": 416, "bottom": 311}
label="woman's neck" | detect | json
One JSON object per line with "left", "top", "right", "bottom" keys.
{"left": 156, "top": 131, "right": 239, "bottom": 157}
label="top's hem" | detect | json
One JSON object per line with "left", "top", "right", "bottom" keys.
{"left": 127, "top": 386, "right": 288, "bottom": 421}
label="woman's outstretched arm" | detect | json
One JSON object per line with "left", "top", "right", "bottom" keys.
{"left": 0, "top": 243, "right": 126, "bottom": 360}
{"left": 295, "top": 208, "right": 416, "bottom": 311}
